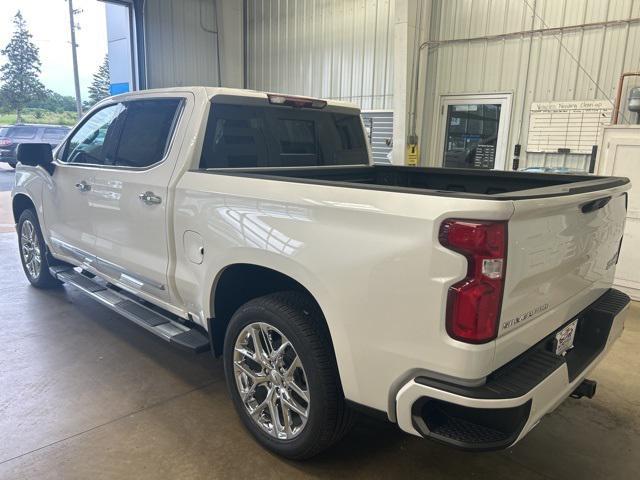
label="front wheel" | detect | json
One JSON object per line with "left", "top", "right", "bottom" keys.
{"left": 223, "top": 292, "right": 354, "bottom": 459}
{"left": 18, "top": 209, "right": 61, "bottom": 288}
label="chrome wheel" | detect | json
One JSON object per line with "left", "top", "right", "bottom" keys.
{"left": 20, "top": 219, "right": 41, "bottom": 280}
{"left": 233, "top": 322, "right": 310, "bottom": 440}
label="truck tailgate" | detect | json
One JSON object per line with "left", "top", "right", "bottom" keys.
{"left": 497, "top": 186, "right": 628, "bottom": 351}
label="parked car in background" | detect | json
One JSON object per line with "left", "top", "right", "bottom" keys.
{"left": 0, "top": 126, "right": 11, "bottom": 168}
{"left": 0, "top": 124, "right": 70, "bottom": 168}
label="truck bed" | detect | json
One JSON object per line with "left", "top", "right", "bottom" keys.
{"left": 204, "top": 165, "right": 629, "bottom": 200}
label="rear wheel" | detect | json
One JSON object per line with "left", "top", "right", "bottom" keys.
{"left": 18, "top": 209, "right": 61, "bottom": 288}
{"left": 223, "top": 292, "right": 354, "bottom": 459}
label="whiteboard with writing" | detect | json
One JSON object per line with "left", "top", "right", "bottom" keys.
{"left": 527, "top": 100, "right": 612, "bottom": 154}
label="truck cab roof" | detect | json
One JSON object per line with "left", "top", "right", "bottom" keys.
{"left": 104, "top": 86, "right": 361, "bottom": 112}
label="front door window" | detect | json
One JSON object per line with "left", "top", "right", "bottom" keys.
{"left": 63, "top": 104, "right": 125, "bottom": 165}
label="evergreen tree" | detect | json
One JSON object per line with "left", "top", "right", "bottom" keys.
{"left": 87, "top": 56, "right": 111, "bottom": 106}
{"left": 0, "top": 11, "right": 45, "bottom": 122}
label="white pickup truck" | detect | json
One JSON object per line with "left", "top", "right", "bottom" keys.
{"left": 12, "top": 87, "right": 631, "bottom": 459}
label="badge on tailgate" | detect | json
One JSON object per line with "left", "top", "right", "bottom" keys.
{"left": 502, "top": 303, "right": 549, "bottom": 331}
{"left": 553, "top": 319, "right": 578, "bottom": 356}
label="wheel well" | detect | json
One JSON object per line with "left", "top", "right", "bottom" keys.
{"left": 210, "top": 264, "right": 328, "bottom": 356}
{"left": 12, "top": 194, "right": 35, "bottom": 224}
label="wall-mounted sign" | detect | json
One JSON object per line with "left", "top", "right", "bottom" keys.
{"left": 474, "top": 144, "right": 496, "bottom": 169}
{"left": 526, "top": 100, "right": 612, "bottom": 154}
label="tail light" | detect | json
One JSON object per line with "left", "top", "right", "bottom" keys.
{"left": 0, "top": 138, "right": 12, "bottom": 146}
{"left": 439, "top": 219, "right": 507, "bottom": 343}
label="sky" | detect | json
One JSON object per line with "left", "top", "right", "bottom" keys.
{"left": 0, "top": 0, "right": 108, "bottom": 99}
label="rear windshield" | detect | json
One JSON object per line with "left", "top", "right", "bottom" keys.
{"left": 200, "top": 103, "right": 368, "bottom": 169}
{"left": 42, "top": 127, "right": 69, "bottom": 141}
{"left": 0, "top": 127, "right": 8, "bottom": 137}
{"left": 9, "top": 126, "right": 38, "bottom": 139}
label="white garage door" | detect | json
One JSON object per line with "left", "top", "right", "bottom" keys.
{"left": 361, "top": 111, "right": 393, "bottom": 164}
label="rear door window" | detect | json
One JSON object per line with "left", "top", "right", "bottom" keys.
{"left": 200, "top": 102, "right": 368, "bottom": 169}
{"left": 113, "top": 99, "right": 182, "bottom": 168}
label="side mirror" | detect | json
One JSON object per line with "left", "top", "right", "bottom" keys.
{"left": 17, "top": 143, "right": 55, "bottom": 174}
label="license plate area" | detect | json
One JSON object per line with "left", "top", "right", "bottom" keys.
{"left": 553, "top": 319, "right": 578, "bottom": 356}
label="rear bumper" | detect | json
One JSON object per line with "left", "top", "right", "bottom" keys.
{"left": 394, "top": 288, "right": 630, "bottom": 450}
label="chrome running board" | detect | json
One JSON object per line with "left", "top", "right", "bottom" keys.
{"left": 50, "top": 266, "right": 210, "bottom": 353}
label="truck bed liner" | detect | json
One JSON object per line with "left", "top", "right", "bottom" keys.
{"left": 199, "top": 165, "right": 629, "bottom": 200}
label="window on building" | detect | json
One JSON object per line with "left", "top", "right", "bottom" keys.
{"left": 443, "top": 104, "right": 501, "bottom": 169}
{"left": 439, "top": 94, "right": 512, "bottom": 170}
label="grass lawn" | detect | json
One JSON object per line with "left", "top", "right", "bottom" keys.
{"left": 0, "top": 111, "right": 78, "bottom": 126}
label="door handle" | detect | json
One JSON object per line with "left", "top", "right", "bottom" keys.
{"left": 75, "top": 181, "right": 91, "bottom": 192}
{"left": 138, "top": 191, "right": 162, "bottom": 205}
{"left": 581, "top": 196, "right": 611, "bottom": 214}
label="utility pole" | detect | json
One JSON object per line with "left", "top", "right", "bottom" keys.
{"left": 67, "top": 0, "right": 82, "bottom": 119}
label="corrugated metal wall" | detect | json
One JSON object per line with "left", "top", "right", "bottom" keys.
{"left": 421, "top": 0, "right": 640, "bottom": 170}
{"left": 144, "top": 0, "right": 221, "bottom": 88}
{"left": 141, "top": 0, "right": 640, "bottom": 170}
{"left": 245, "top": 0, "right": 395, "bottom": 110}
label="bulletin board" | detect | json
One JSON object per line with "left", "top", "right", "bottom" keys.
{"left": 526, "top": 100, "right": 612, "bottom": 154}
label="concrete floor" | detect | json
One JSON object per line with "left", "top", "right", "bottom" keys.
{"left": 0, "top": 213, "right": 638, "bottom": 478}
{"left": 0, "top": 165, "right": 14, "bottom": 192}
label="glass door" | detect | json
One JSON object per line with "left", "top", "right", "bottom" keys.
{"left": 440, "top": 94, "right": 512, "bottom": 170}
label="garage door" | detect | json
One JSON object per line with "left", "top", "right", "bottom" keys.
{"left": 361, "top": 111, "right": 393, "bottom": 164}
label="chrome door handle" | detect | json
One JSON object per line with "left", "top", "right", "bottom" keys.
{"left": 138, "top": 191, "right": 162, "bottom": 205}
{"left": 75, "top": 181, "right": 91, "bottom": 192}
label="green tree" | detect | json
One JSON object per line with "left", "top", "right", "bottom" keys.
{"left": 87, "top": 56, "right": 111, "bottom": 107}
{"left": 0, "top": 11, "right": 45, "bottom": 122}
{"left": 28, "top": 89, "right": 76, "bottom": 113}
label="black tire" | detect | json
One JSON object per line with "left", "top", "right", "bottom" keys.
{"left": 223, "top": 291, "right": 354, "bottom": 459}
{"left": 17, "top": 209, "right": 61, "bottom": 288}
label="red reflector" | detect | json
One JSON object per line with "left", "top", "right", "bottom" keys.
{"left": 267, "top": 93, "right": 327, "bottom": 109}
{"left": 439, "top": 220, "right": 507, "bottom": 343}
